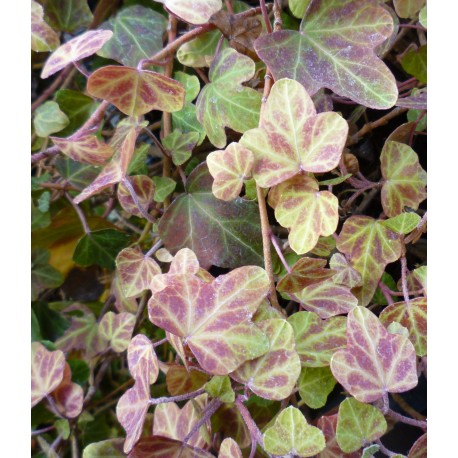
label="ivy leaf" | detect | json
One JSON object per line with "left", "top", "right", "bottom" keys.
{"left": 148, "top": 266, "right": 270, "bottom": 375}
{"left": 41, "top": 0, "right": 93, "bottom": 32}
{"left": 116, "top": 247, "right": 161, "bottom": 298}
{"left": 129, "top": 436, "right": 214, "bottom": 458}
{"left": 241, "top": 79, "right": 348, "bottom": 187}
{"left": 255, "top": 0, "right": 398, "bottom": 109}
{"left": 153, "top": 176, "right": 176, "bottom": 203}
{"left": 401, "top": 45, "right": 427, "bottom": 83}
{"left": 263, "top": 406, "right": 326, "bottom": 457}
{"left": 337, "top": 216, "right": 402, "bottom": 306}
{"left": 298, "top": 366, "right": 337, "bottom": 409}
{"left": 382, "top": 212, "right": 421, "bottom": 235}
{"left": 82, "top": 439, "right": 125, "bottom": 458}
{"left": 31, "top": 0, "right": 60, "bottom": 52}
{"left": 205, "top": 376, "right": 235, "bottom": 403}
{"left": 231, "top": 319, "right": 301, "bottom": 400}
{"left": 408, "top": 433, "right": 427, "bottom": 458}
{"left": 419, "top": 6, "right": 427, "bottom": 28}
{"left": 32, "top": 249, "right": 64, "bottom": 300}
{"left": 163, "top": 130, "right": 200, "bottom": 166}
{"left": 51, "top": 134, "right": 114, "bottom": 165}
{"left": 53, "top": 375, "right": 84, "bottom": 418}
{"left": 329, "top": 253, "right": 363, "bottom": 289}
{"left": 196, "top": 48, "right": 262, "bottom": 148}
{"left": 317, "top": 414, "right": 360, "bottom": 458}
{"left": 166, "top": 365, "right": 209, "bottom": 396}
{"left": 117, "top": 175, "right": 155, "bottom": 218}
{"left": 393, "top": 0, "right": 426, "bottom": 19}
{"left": 330, "top": 306, "right": 418, "bottom": 403}
{"left": 207, "top": 143, "right": 254, "bottom": 201}
{"left": 87, "top": 66, "right": 185, "bottom": 117}
{"left": 99, "top": 312, "right": 136, "bottom": 352}
{"left": 336, "top": 398, "right": 387, "bottom": 453}
{"left": 381, "top": 141, "right": 427, "bottom": 217}
{"left": 154, "top": 0, "right": 222, "bottom": 25}
{"left": 128, "top": 335, "right": 159, "bottom": 385}
{"left": 288, "top": 311, "right": 347, "bottom": 367}
{"left": 73, "top": 229, "right": 130, "bottom": 270}
{"left": 158, "top": 163, "right": 264, "bottom": 269}
{"left": 289, "top": 0, "right": 312, "bottom": 18}
{"left": 34, "top": 101, "right": 69, "bottom": 137}
{"left": 97, "top": 5, "right": 166, "bottom": 67}
{"left": 269, "top": 175, "right": 339, "bottom": 254}
{"left": 218, "top": 438, "right": 242, "bottom": 458}
{"left": 31, "top": 342, "right": 65, "bottom": 407}
{"left": 379, "top": 297, "right": 427, "bottom": 356}
{"left": 41, "top": 30, "right": 113, "bottom": 79}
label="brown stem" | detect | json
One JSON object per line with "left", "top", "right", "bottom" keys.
{"left": 270, "top": 234, "right": 291, "bottom": 274}
{"left": 65, "top": 192, "right": 91, "bottom": 234}
{"left": 31, "top": 66, "right": 73, "bottom": 112}
{"left": 134, "top": 292, "right": 150, "bottom": 332}
{"left": 260, "top": 0, "right": 273, "bottom": 33}
{"left": 344, "top": 182, "right": 382, "bottom": 211}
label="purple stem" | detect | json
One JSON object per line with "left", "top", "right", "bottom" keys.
{"left": 270, "top": 234, "right": 291, "bottom": 274}
{"left": 400, "top": 256, "right": 413, "bottom": 307}
{"left": 378, "top": 281, "right": 395, "bottom": 306}
{"left": 65, "top": 192, "right": 91, "bottom": 234}
{"left": 386, "top": 407, "right": 427, "bottom": 430}
{"left": 121, "top": 177, "right": 156, "bottom": 224}
{"left": 145, "top": 239, "right": 163, "bottom": 258}
{"left": 182, "top": 398, "right": 222, "bottom": 445}
{"left": 149, "top": 387, "right": 206, "bottom": 406}
{"left": 235, "top": 396, "right": 264, "bottom": 458}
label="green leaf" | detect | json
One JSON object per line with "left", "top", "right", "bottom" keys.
{"left": 33, "top": 101, "right": 69, "bottom": 137}
{"left": 401, "top": 45, "right": 427, "bottom": 83}
{"left": 32, "top": 249, "right": 64, "bottom": 300}
{"left": 41, "top": 0, "right": 93, "bottom": 32}
{"left": 153, "top": 176, "right": 177, "bottom": 202}
{"left": 55, "top": 419, "right": 71, "bottom": 440}
{"left": 128, "top": 144, "right": 150, "bottom": 175}
{"left": 163, "top": 130, "right": 200, "bottom": 166}
{"left": 32, "top": 309, "right": 43, "bottom": 342}
{"left": 362, "top": 444, "right": 381, "bottom": 458}
{"left": 263, "top": 406, "right": 326, "bottom": 457}
{"left": 196, "top": 48, "right": 262, "bottom": 148}
{"left": 73, "top": 229, "right": 130, "bottom": 269}
{"left": 382, "top": 213, "right": 421, "bottom": 234}
{"left": 82, "top": 439, "right": 125, "bottom": 458}
{"left": 318, "top": 174, "right": 352, "bottom": 186}
{"left": 419, "top": 6, "right": 427, "bottom": 28}
{"left": 373, "top": 272, "right": 398, "bottom": 306}
{"left": 289, "top": 0, "right": 312, "bottom": 18}
{"left": 205, "top": 376, "right": 235, "bottom": 403}
{"left": 37, "top": 192, "right": 51, "bottom": 212}
{"left": 407, "top": 108, "right": 427, "bottom": 131}
{"left": 298, "top": 366, "right": 337, "bottom": 409}
{"left": 32, "top": 201, "right": 51, "bottom": 231}
{"left": 393, "top": 0, "right": 426, "bottom": 19}
{"left": 99, "top": 311, "right": 136, "bottom": 352}
{"left": 175, "top": 72, "right": 200, "bottom": 102}
{"left": 336, "top": 398, "right": 387, "bottom": 453}
{"left": 55, "top": 157, "right": 101, "bottom": 189}
{"left": 67, "top": 359, "right": 90, "bottom": 385}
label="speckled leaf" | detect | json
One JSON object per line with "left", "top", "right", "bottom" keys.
{"left": 34, "top": 101, "right": 69, "bottom": 137}
{"left": 294, "top": 280, "right": 358, "bottom": 319}
{"left": 31, "top": 0, "right": 60, "bottom": 52}
{"left": 41, "top": 30, "right": 113, "bottom": 78}
{"left": 31, "top": 342, "right": 65, "bottom": 407}
{"left": 87, "top": 66, "right": 185, "bottom": 117}
{"left": 116, "top": 247, "right": 161, "bottom": 298}
{"left": 196, "top": 48, "right": 262, "bottom": 148}
{"left": 382, "top": 213, "right": 421, "bottom": 234}
{"left": 393, "top": 0, "right": 425, "bottom": 18}
{"left": 269, "top": 175, "right": 339, "bottom": 254}
{"left": 51, "top": 134, "right": 113, "bottom": 165}
{"left": 158, "top": 163, "right": 264, "bottom": 269}
{"left": 117, "top": 359, "right": 151, "bottom": 453}
{"left": 117, "top": 175, "right": 155, "bottom": 218}
{"left": 231, "top": 319, "right": 301, "bottom": 400}
{"left": 207, "top": 143, "right": 254, "bottom": 201}
{"left": 329, "top": 253, "right": 362, "bottom": 288}
{"left": 218, "top": 438, "right": 242, "bottom": 458}
{"left": 163, "top": 130, "right": 200, "bottom": 166}
{"left": 337, "top": 216, "right": 402, "bottom": 305}
{"left": 99, "top": 312, "right": 135, "bottom": 352}
{"left": 330, "top": 306, "right": 418, "bottom": 403}
{"left": 154, "top": 0, "right": 222, "bottom": 25}
{"left": 401, "top": 45, "right": 427, "bottom": 83}
{"left": 205, "top": 376, "right": 235, "bottom": 403}
{"left": 263, "top": 406, "right": 326, "bottom": 457}
{"left": 255, "top": 0, "right": 398, "bottom": 109}
{"left": 97, "top": 6, "right": 166, "bottom": 67}
{"left": 336, "top": 398, "right": 387, "bottom": 453}
{"left": 241, "top": 79, "right": 348, "bottom": 187}
{"left": 41, "top": 0, "right": 93, "bottom": 32}
{"left": 129, "top": 437, "right": 213, "bottom": 458}
{"left": 298, "top": 366, "right": 337, "bottom": 409}
{"left": 380, "top": 297, "right": 427, "bottom": 356}
{"left": 381, "top": 141, "right": 427, "bottom": 217}
{"left": 408, "top": 433, "right": 426, "bottom": 458}
{"left": 148, "top": 266, "right": 270, "bottom": 375}
{"left": 317, "top": 414, "right": 360, "bottom": 458}
{"left": 128, "top": 335, "right": 159, "bottom": 385}
{"left": 82, "top": 439, "right": 125, "bottom": 457}
{"left": 288, "top": 311, "right": 347, "bottom": 367}
{"left": 277, "top": 257, "right": 336, "bottom": 293}
{"left": 166, "top": 365, "right": 208, "bottom": 395}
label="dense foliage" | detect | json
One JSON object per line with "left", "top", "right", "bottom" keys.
{"left": 31, "top": 0, "right": 427, "bottom": 456}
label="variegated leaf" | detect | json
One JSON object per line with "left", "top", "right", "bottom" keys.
{"left": 117, "top": 175, "right": 155, "bottom": 218}
{"left": 82, "top": 439, "right": 125, "bottom": 457}
{"left": 317, "top": 414, "right": 360, "bottom": 458}
{"left": 53, "top": 378, "right": 84, "bottom": 418}
{"left": 408, "top": 433, "right": 427, "bottom": 458}
{"left": 330, "top": 306, "right": 418, "bottom": 403}
{"left": 381, "top": 213, "right": 421, "bottom": 235}
{"left": 329, "top": 253, "right": 362, "bottom": 288}
{"left": 129, "top": 437, "right": 213, "bottom": 458}
{"left": 241, "top": 79, "right": 348, "bottom": 187}
{"left": 99, "top": 312, "right": 136, "bottom": 353}
{"left": 166, "top": 365, "right": 208, "bottom": 395}
{"left": 154, "top": 0, "right": 222, "bottom": 25}
{"left": 218, "top": 437, "right": 242, "bottom": 458}
{"left": 128, "top": 335, "right": 159, "bottom": 385}
{"left": 31, "top": 0, "right": 60, "bottom": 52}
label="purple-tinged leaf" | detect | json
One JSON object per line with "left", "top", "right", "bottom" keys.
{"left": 99, "top": 312, "right": 135, "bottom": 353}
{"left": 117, "top": 175, "right": 155, "bottom": 218}
{"left": 40, "top": 0, "right": 93, "bottom": 32}
{"left": 408, "top": 433, "right": 426, "bottom": 458}
{"left": 241, "top": 79, "right": 348, "bottom": 188}
{"left": 218, "top": 437, "right": 242, "bottom": 458}
{"left": 53, "top": 378, "right": 84, "bottom": 418}
{"left": 298, "top": 366, "right": 337, "bottom": 409}
{"left": 231, "top": 319, "right": 301, "bottom": 400}
{"left": 154, "top": 0, "right": 222, "bottom": 25}
{"left": 166, "top": 332, "right": 190, "bottom": 370}
{"left": 255, "top": 0, "right": 398, "bottom": 109}
{"left": 212, "top": 404, "right": 251, "bottom": 449}
{"left": 393, "top": 0, "right": 425, "bottom": 19}
{"left": 396, "top": 90, "right": 427, "bottom": 110}
{"left": 330, "top": 306, "right": 418, "bottom": 403}
{"left": 111, "top": 271, "right": 138, "bottom": 313}
{"left": 166, "top": 365, "right": 208, "bottom": 395}
{"left": 128, "top": 335, "right": 159, "bottom": 385}
{"left": 317, "top": 414, "right": 360, "bottom": 458}
{"left": 41, "top": 30, "right": 113, "bottom": 78}
{"left": 381, "top": 141, "right": 427, "bottom": 217}
{"left": 31, "top": 342, "right": 65, "bottom": 407}
{"left": 128, "top": 437, "right": 214, "bottom": 458}
{"left": 337, "top": 216, "right": 402, "bottom": 306}
{"left": 329, "top": 253, "right": 363, "bottom": 289}
{"left": 148, "top": 266, "right": 270, "bottom": 375}
{"left": 31, "top": 0, "right": 60, "bottom": 52}
{"left": 289, "top": 311, "right": 347, "bottom": 367}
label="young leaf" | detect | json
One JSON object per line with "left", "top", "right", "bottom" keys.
{"left": 337, "top": 216, "right": 402, "bottom": 306}
{"left": 51, "top": 135, "right": 114, "bottom": 165}
{"left": 269, "top": 175, "right": 339, "bottom": 254}
{"left": 32, "top": 248, "right": 64, "bottom": 300}
{"left": 87, "top": 66, "right": 185, "bottom": 117}
{"left": 82, "top": 439, "right": 125, "bottom": 458}
{"left": 381, "top": 141, "right": 427, "bottom": 217}
{"left": 128, "top": 335, "right": 159, "bottom": 385}
{"left": 97, "top": 5, "right": 166, "bottom": 67}
{"left": 196, "top": 48, "right": 262, "bottom": 148}
{"left": 205, "top": 376, "right": 235, "bottom": 403}
{"left": 207, "top": 143, "right": 254, "bottom": 201}
{"left": 330, "top": 306, "right": 418, "bottom": 403}
{"left": 317, "top": 414, "right": 360, "bottom": 458}
{"left": 31, "top": 0, "right": 60, "bottom": 52}
{"left": 255, "top": 0, "right": 398, "bottom": 109}
{"left": 148, "top": 266, "right": 270, "bottom": 375}
{"left": 298, "top": 366, "right": 337, "bottom": 409}
{"left": 99, "top": 312, "right": 136, "bottom": 353}
{"left": 34, "top": 101, "right": 69, "bottom": 137}
{"left": 329, "top": 253, "right": 363, "bottom": 289}
{"left": 401, "top": 45, "right": 427, "bottom": 84}
{"left": 231, "top": 319, "right": 301, "bottom": 400}
{"left": 153, "top": 176, "right": 177, "bottom": 203}
{"left": 393, "top": 0, "right": 426, "bottom": 19}
{"left": 379, "top": 297, "right": 427, "bottom": 356}
{"left": 177, "top": 30, "right": 227, "bottom": 68}
{"left": 218, "top": 437, "right": 242, "bottom": 458}
{"left": 41, "top": 30, "right": 113, "bottom": 78}
{"left": 31, "top": 342, "right": 65, "bottom": 407}
{"left": 117, "top": 175, "right": 155, "bottom": 218}
{"left": 288, "top": 312, "right": 347, "bottom": 367}
{"left": 158, "top": 163, "right": 264, "bottom": 269}
{"left": 40, "top": 0, "right": 93, "bottom": 32}
{"left": 336, "top": 398, "right": 387, "bottom": 453}
{"left": 163, "top": 130, "right": 200, "bottom": 166}
{"left": 154, "top": 0, "right": 222, "bottom": 25}
{"left": 241, "top": 79, "right": 348, "bottom": 188}
{"left": 382, "top": 213, "right": 421, "bottom": 234}
{"left": 263, "top": 406, "right": 326, "bottom": 457}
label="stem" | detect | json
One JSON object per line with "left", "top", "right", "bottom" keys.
{"left": 182, "top": 398, "right": 222, "bottom": 445}
{"left": 376, "top": 439, "right": 398, "bottom": 457}
{"left": 405, "top": 211, "right": 427, "bottom": 244}
{"left": 134, "top": 293, "right": 149, "bottom": 332}
{"left": 400, "top": 256, "right": 412, "bottom": 307}
{"left": 149, "top": 387, "right": 206, "bottom": 405}
{"left": 145, "top": 239, "right": 163, "bottom": 258}
{"left": 152, "top": 337, "right": 169, "bottom": 348}
{"left": 31, "top": 426, "right": 55, "bottom": 436}
{"left": 65, "top": 192, "right": 91, "bottom": 234}
{"left": 386, "top": 407, "right": 427, "bottom": 430}
{"left": 378, "top": 281, "right": 394, "bottom": 306}
{"left": 236, "top": 397, "right": 264, "bottom": 457}
{"left": 71, "top": 433, "right": 79, "bottom": 458}
{"left": 270, "top": 234, "right": 291, "bottom": 274}
{"left": 225, "top": 0, "right": 234, "bottom": 14}
{"left": 73, "top": 60, "right": 90, "bottom": 78}
{"left": 260, "top": 0, "right": 272, "bottom": 34}
{"left": 121, "top": 176, "right": 156, "bottom": 223}
{"left": 194, "top": 67, "right": 210, "bottom": 84}
{"left": 408, "top": 110, "right": 426, "bottom": 146}
{"left": 390, "top": 393, "right": 427, "bottom": 421}
{"left": 344, "top": 182, "right": 382, "bottom": 211}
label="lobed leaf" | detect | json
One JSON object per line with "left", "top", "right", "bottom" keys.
{"left": 298, "top": 366, "right": 337, "bottom": 409}
{"left": 401, "top": 45, "right": 427, "bottom": 84}
{"left": 163, "top": 130, "right": 200, "bottom": 166}
{"left": 51, "top": 134, "right": 113, "bottom": 165}
{"left": 154, "top": 0, "right": 222, "bottom": 25}
{"left": 317, "top": 414, "right": 360, "bottom": 458}
{"left": 329, "top": 253, "right": 362, "bottom": 288}
{"left": 31, "top": 0, "right": 60, "bottom": 52}
{"left": 218, "top": 437, "right": 242, "bottom": 458}
{"left": 128, "top": 335, "right": 159, "bottom": 385}
{"left": 99, "top": 312, "right": 136, "bottom": 353}
{"left": 241, "top": 78, "right": 348, "bottom": 187}
{"left": 330, "top": 306, "right": 418, "bottom": 403}
{"left": 117, "top": 175, "right": 155, "bottom": 218}
{"left": 34, "top": 101, "right": 69, "bottom": 137}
